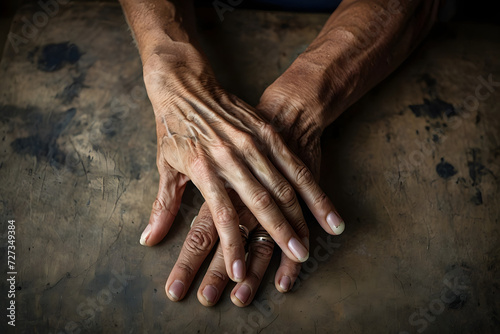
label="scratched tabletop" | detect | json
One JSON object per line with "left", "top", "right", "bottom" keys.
{"left": 0, "top": 3, "right": 499, "bottom": 333}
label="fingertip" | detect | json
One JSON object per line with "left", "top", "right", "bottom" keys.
{"left": 139, "top": 224, "right": 152, "bottom": 246}
{"left": 326, "top": 212, "right": 345, "bottom": 235}
{"left": 145, "top": 201, "right": 176, "bottom": 245}
{"left": 333, "top": 220, "right": 345, "bottom": 235}
{"left": 277, "top": 275, "right": 291, "bottom": 293}
{"left": 288, "top": 237, "right": 309, "bottom": 262}
{"left": 275, "top": 253, "right": 301, "bottom": 293}
{"left": 230, "top": 295, "right": 245, "bottom": 307}
{"left": 198, "top": 285, "right": 218, "bottom": 307}
{"left": 302, "top": 236, "right": 309, "bottom": 251}
{"left": 231, "top": 259, "right": 245, "bottom": 283}
{"left": 166, "top": 280, "right": 185, "bottom": 302}
{"left": 232, "top": 284, "right": 252, "bottom": 307}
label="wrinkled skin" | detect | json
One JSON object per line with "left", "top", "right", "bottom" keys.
{"left": 119, "top": 0, "right": 441, "bottom": 306}
{"left": 141, "top": 49, "right": 342, "bottom": 284}
{"left": 165, "top": 85, "right": 324, "bottom": 306}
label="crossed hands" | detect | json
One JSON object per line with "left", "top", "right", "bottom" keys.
{"left": 139, "top": 49, "right": 345, "bottom": 307}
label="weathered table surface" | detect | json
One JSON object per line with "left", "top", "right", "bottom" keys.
{"left": 0, "top": 3, "right": 499, "bottom": 334}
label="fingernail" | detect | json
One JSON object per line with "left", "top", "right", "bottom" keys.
{"left": 288, "top": 237, "right": 309, "bottom": 262}
{"left": 279, "top": 276, "right": 291, "bottom": 292}
{"left": 235, "top": 284, "right": 251, "bottom": 304}
{"left": 327, "top": 212, "right": 345, "bottom": 235}
{"left": 140, "top": 225, "right": 152, "bottom": 246}
{"left": 302, "top": 237, "right": 309, "bottom": 250}
{"left": 190, "top": 215, "right": 197, "bottom": 228}
{"left": 232, "top": 259, "right": 244, "bottom": 281}
{"left": 168, "top": 280, "right": 184, "bottom": 301}
{"left": 202, "top": 285, "right": 218, "bottom": 305}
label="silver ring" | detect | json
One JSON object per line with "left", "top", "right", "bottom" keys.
{"left": 239, "top": 225, "right": 249, "bottom": 242}
{"left": 250, "top": 230, "right": 274, "bottom": 244}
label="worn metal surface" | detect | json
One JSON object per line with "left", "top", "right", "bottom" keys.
{"left": 0, "top": 3, "right": 499, "bottom": 333}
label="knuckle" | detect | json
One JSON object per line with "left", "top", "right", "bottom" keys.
{"left": 149, "top": 198, "right": 166, "bottom": 223}
{"left": 214, "top": 207, "right": 237, "bottom": 228}
{"left": 274, "top": 181, "right": 296, "bottom": 209}
{"left": 239, "top": 133, "right": 258, "bottom": 154}
{"left": 294, "top": 220, "right": 309, "bottom": 239}
{"left": 223, "top": 241, "right": 241, "bottom": 255}
{"left": 212, "top": 141, "right": 233, "bottom": 158}
{"left": 259, "top": 122, "right": 277, "bottom": 141}
{"left": 211, "top": 144, "right": 240, "bottom": 169}
{"left": 152, "top": 198, "right": 165, "bottom": 213}
{"left": 240, "top": 132, "right": 255, "bottom": 147}
{"left": 250, "top": 242, "right": 274, "bottom": 261}
{"left": 196, "top": 212, "right": 214, "bottom": 226}
{"left": 246, "top": 270, "right": 263, "bottom": 284}
{"left": 295, "top": 165, "right": 314, "bottom": 187}
{"left": 286, "top": 262, "right": 302, "bottom": 278}
{"left": 184, "top": 225, "right": 214, "bottom": 256}
{"left": 272, "top": 219, "right": 288, "bottom": 234}
{"left": 190, "top": 155, "right": 209, "bottom": 175}
{"left": 213, "top": 142, "right": 230, "bottom": 155}
{"left": 175, "top": 260, "right": 194, "bottom": 277}
{"left": 207, "top": 269, "right": 227, "bottom": 282}
{"left": 239, "top": 210, "right": 259, "bottom": 230}
{"left": 313, "top": 192, "right": 328, "bottom": 209}
{"left": 251, "top": 190, "right": 274, "bottom": 212}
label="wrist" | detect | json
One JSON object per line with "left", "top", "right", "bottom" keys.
{"left": 260, "top": 55, "right": 345, "bottom": 136}
{"left": 261, "top": 25, "right": 367, "bottom": 133}
{"left": 142, "top": 42, "right": 209, "bottom": 76}
{"left": 142, "top": 48, "right": 216, "bottom": 109}
{"left": 257, "top": 89, "right": 322, "bottom": 154}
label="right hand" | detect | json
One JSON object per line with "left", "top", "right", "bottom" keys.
{"left": 140, "top": 47, "right": 341, "bottom": 283}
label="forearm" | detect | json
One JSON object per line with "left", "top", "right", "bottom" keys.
{"left": 119, "top": 0, "right": 206, "bottom": 68}
{"left": 260, "top": 0, "right": 440, "bottom": 135}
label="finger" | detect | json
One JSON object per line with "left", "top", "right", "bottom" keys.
{"left": 274, "top": 251, "right": 302, "bottom": 293}
{"left": 220, "top": 154, "right": 309, "bottom": 263}
{"left": 197, "top": 201, "right": 258, "bottom": 307}
{"left": 260, "top": 124, "right": 345, "bottom": 235}
{"left": 231, "top": 227, "right": 275, "bottom": 307}
{"left": 196, "top": 242, "right": 230, "bottom": 307}
{"left": 237, "top": 141, "right": 309, "bottom": 246}
{"left": 165, "top": 203, "right": 218, "bottom": 302}
{"left": 189, "top": 162, "right": 246, "bottom": 283}
{"left": 141, "top": 167, "right": 188, "bottom": 246}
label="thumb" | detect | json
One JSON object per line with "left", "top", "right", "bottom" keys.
{"left": 141, "top": 167, "right": 188, "bottom": 246}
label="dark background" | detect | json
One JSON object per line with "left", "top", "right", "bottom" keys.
{"left": 1, "top": 0, "right": 499, "bottom": 23}
{"left": 0, "top": 0, "right": 498, "bottom": 88}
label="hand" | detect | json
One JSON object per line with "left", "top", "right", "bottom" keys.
{"left": 165, "top": 88, "right": 345, "bottom": 306}
{"left": 167, "top": 191, "right": 274, "bottom": 305}
{"left": 139, "top": 49, "right": 343, "bottom": 284}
